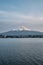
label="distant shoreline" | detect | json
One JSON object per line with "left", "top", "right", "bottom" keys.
{"left": 0, "top": 35, "right": 43, "bottom": 38}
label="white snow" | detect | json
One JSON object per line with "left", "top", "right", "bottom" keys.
{"left": 12, "top": 26, "right": 31, "bottom": 31}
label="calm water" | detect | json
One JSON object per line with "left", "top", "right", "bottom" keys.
{"left": 0, "top": 38, "right": 43, "bottom": 65}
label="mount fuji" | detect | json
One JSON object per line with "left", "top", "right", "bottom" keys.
{"left": 0, "top": 26, "right": 43, "bottom": 38}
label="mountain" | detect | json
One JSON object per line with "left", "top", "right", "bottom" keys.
{"left": 0, "top": 26, "right": 43, "bottom": 38}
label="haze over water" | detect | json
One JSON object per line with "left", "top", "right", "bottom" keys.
{"left": 0, "top": 38, "right": 43, "bottom": 65}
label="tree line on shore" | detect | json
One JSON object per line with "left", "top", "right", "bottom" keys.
{"left": 0, "top": 35, "right": 43, "bottom": 38}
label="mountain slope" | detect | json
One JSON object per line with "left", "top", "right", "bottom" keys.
{"left": 0, "top": 30, "right": 43, "bottom": 36}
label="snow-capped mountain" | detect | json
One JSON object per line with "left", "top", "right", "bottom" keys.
{"left": 0, "top": 26, "right": 43, "bottom": 36}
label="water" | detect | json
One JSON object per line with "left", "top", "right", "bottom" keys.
{"left": 0, "top": 38, "right": 43, "bottom": 65}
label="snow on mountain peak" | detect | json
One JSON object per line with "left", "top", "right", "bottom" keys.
{"left": 12, "top": 26, "right": 31, "bottom": 31}
{"left": 18, "top": 26, "right": 31, "bottom": 31}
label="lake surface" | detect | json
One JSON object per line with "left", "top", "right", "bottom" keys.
{"left": 0, "top": 38, "right": 43, "bottom": 65}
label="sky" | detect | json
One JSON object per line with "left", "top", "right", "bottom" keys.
{"left": 0, "top": 0, "right": 43, "bottom": 32}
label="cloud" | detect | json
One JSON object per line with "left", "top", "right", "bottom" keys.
{"left": 0, "top": 10, "right": 43, "bottom": 22}
{"left": 0, "top": 10, "right": 43, "bottom": 32}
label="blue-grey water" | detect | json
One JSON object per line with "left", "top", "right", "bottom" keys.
{"left": 0, "top": 38, "right": 43, "bottom": 65}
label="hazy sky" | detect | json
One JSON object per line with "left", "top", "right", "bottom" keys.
{"left": 0, "top": 0, "right": 43, "bottom": 32}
